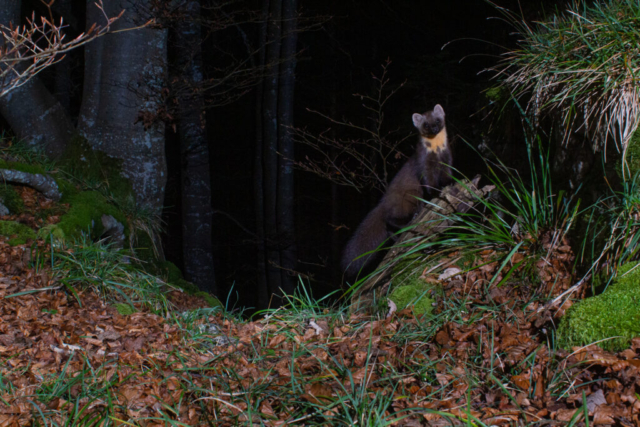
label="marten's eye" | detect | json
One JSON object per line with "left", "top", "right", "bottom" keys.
{"left": 436, "top": 120, "right": 441, "bottom": 126}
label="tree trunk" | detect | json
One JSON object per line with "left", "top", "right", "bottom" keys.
{"left": 276, "top": 0, "right": 298, "bottom": 295}
{"left": 172, "top": 0, "right": 216, "bottom": 293}
{"left": 262, "top": 0, "right": 283, "bottom": 301}
{"left": 254, "top": 0, "right": 270, "bottom": 309}
{"left": 78, "top": 0, "right": 104, "bottom": 137}
{"left": 51, "top": 0, "right": 75, "bottom": 113}
{"left": 83, "top": 0, "right": 168, "bottom": 210}
{"left": 53, "top": 58, "right": 72, "bottom": 114}
{"left": 0, "top": 2, "right": 74, "bottom": 158}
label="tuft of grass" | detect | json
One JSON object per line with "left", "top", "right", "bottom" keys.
{"left": 393, "top": 139, "right": 579, "bottom": 285}
{"left": 0, "top": 138, "right": 56, "bottom": 172}
{"left": 31, "top": 358, "right": 130, "bottom": 426}
{"left": 491, "top": 0, "right": 640, "bottom": 171}
{"left": 52, "top": 238, "right": 174, "bottom": 316}
{"left": 580, "top": 171, "right": 640, "bottom": 277}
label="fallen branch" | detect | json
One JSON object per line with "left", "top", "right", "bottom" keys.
{"left": 0, "top": 168, "right": 61, "bottom": 200}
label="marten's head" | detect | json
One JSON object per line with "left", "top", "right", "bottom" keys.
{"left": 412, "top": 104, "right": 445, "bottom": 138}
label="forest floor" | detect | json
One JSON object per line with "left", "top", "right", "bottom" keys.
{"left": 1, "top": 188, "right": 640, "bottom": 426}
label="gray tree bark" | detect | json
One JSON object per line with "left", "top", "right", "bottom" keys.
{"left": 276, "top": 0, "right": 298, "bottom": 296}
{"left": 262, "top": 0, "right": 284, "bottom": 301}
{"left": 254, "top": 0, "right": 299, "bottom": 306}
{"left": 255, "top": 0, "right": 270, "bottom": 309}
{"left": 78, "top": 0, "right": 105, "bottom": 136}
{"left": 51, "top": 0, "right": 75, "bottom": 112}
{"left": 82, "top": 0, "right": 168, "bottom": 210}
{"left": 0, "top": 2, "right": 74, "bottom": 158}
{"left": 173, "top": 0, "right": 216, "bottom": 293}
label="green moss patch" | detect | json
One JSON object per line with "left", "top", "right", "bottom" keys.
{"left": 558, "top": 262, "right": 640, "bottom": 352}
{"left": 195, "top": 291, "right": 223, "bottom": 309}
{"left": 153, "top": 260, "right": 223, "bottom": 308}
{"left": 56, "top": 178, "right": 79, "bottom": 200}
{"left": 0, "top": 220, "right": 36, "bottom": 246}
{"left": 115, "top": 303, "right": 137, "bottom": 316}
{"left": 0, "top": 159, "right": 47, "bottom": 176}
{"left": 158, "top": 261, "right": 185, "bottom": 285}
{"left": 389, "top": 284, "right": 435, "bottom": 317}
{"left": 60, "top": 135, "right": 133, "bottom": 201}
{"left": 38, "top": 191, "right": 127, "bottom": 242}
{"left": 388, "top": 255, "right": 437, "bottom": 317}
{"left": 0, "top": 184, "right": 23, "bottom": 214}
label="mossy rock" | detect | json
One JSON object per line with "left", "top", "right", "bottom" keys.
{"left": 558, "top": 262, "right": 640, "bottom": 352}
{"left": 0, "top": 220, "right": 36, "bottom": 246}
{"left": 0, "top": 184, "right": 23, "bottom": 214}
{"left": 37, "top": 191, "right": 127, "bottom": 242}
{"left": 387, "top": 255, "right": 438, "bottom": 317}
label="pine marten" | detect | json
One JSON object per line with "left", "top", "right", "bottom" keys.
{"left": 341, "top": 104, "right": 452, "bottom": 279}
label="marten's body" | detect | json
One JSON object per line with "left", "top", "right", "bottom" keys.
{"left": 341, "top": 105, "right": 452, "bottom": 278}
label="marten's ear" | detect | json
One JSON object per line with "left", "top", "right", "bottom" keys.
{"left": 434, "top": 104, "right": 445, "bottom": 117}
{"left": 412, "top": 113, "right": 425, "bottom": 129}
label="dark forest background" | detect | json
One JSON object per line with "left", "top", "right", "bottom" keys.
{"left": 3, "top": 0, "right": 573, "bottom": 312}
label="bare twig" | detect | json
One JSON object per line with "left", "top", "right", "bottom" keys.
{"left": 0, "top": 0, "right": 124, "bottom": 98}
{"left": 290, "top": 60, "right": 412, "bottom": 194}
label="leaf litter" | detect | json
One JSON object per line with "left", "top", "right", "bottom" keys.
{"left": 0, "top": 188, "right": 639, "bottom": 425}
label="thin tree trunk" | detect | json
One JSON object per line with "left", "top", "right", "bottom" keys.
{"left": 327, "top": 20, "right": 342, "bottom": 286}
{"left": 52, "top": 0, "right": 74, "bottom": 113}
{"left": 276, "top": 0, "right": 298, "bottom": 295}
{"left": 262, "top": 0, "right": 283, "bottom": 301}
{"left": 78, "top": 0, "right": 104, "bottom": 138}
{"left": 0, "top": 1, "right": 73, "bottom": 158}
{"left": 255, "top": 0, "right": 270, "bottom": 309}
{"left": 173, "top": 0, "right": 216, "bottom": 293}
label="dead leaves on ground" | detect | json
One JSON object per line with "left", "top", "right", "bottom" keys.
{"left": 4, "top": 261, "right": 638, "bottom": 427}
{"left": 0, "top": 191, "right": 640, "bottom": 424}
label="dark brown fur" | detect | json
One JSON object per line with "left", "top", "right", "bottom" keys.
{"left": 341, "top": 105, "right": 453, "bottom": 279}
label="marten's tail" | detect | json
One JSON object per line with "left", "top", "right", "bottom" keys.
{"left": 341, "top": 206, "right": 390, "bottom": 280}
